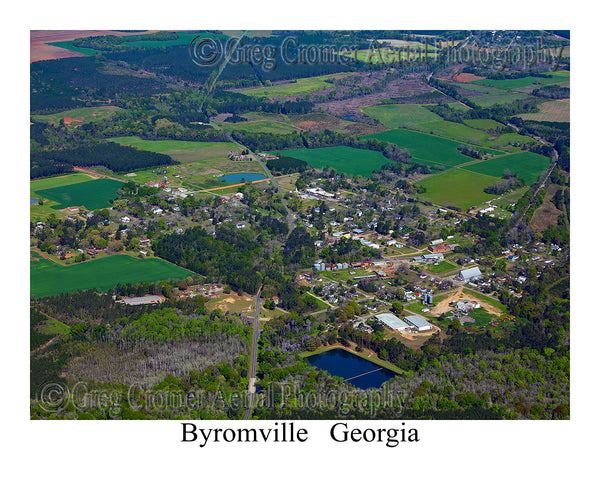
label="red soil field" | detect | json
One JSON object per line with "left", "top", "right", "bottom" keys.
{"left": 453, "top": 72, "right": 486, "bottom": 83}
{"left": 30, "top": 30, "right": 157, "bottom": 63}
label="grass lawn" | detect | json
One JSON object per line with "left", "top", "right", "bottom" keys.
{"left": 35, "top": 178, "right": 123, "bottom": 210}
{"left": 462, "top": 152, "right": 550, "bottom": 186}
{"left": 278, "top": 146, "right": 392, "bottom": 177}
{"left": 30, "top": 252, "right": 193, "bottom": 298}
{"left": 239, "top": 73, "right": 353, "bottom": 98}
{"left": 424, "top": 260, "right": 459, "bottom": 275}
{"left": 416, "top": 168, "right": 498, "bottom": 210}
{"left": 32, "top": 106, "right": 122, "bottom": 127}
{"left": 364, "top": 128, "right": 504, "bottom": 167}
{"left": 361, "top": 104, "right": 442, "bottom": 129}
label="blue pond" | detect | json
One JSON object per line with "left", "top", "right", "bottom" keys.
{"left": 343, "top": 115, "right": 357, "bottom": 120}
{"left": 219, "top": 172, "right": 266, "bottom": 183}
{"left": 306, "top": 348, "right": 398, "bottom": 389}
{"left": 30, "top": 198, "right": 39, "bottom": 205}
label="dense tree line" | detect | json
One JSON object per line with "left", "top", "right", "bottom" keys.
{"left": 31, "top": 141, "right": 175, "bottom": 176}
{"left": 153, "top": 224, "right": 264, "bottom": 294}
{"left": 266, "top": 155, "right": 309, "bottom": 174}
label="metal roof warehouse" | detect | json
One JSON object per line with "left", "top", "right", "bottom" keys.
{"left": 404, "top": 315, "right": 433, "bottom": 331}
{"left": 375, "top": 313, "right": 411, "bottom": 331}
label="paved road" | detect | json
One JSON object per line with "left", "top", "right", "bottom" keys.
{"left": 244, "top": 287, "right": 262, "bottom": 420}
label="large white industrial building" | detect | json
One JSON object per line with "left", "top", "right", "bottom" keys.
{"left": 375, "top": 313, "right": 433, "bottom": 332}
{"left": 404, "top": 315, "right": 433, "bottom": 332}
{"left": 459, "top": 266, "right": 483, "bottom": 282}
{"left": 375, "top": 313, "right": 411, "bottom": 331}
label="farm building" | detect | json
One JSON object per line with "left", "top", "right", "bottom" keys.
{"left": 375, "top": 313, "right": 411, "bottom": 331}
{"left": 404, "top": 315, "right": 433, "bottom": 332}
{"left": 459, "top": 266, "right": 482, "bottom": 282}
{"left": 121, "top": 295, "right": 162, "bottom": 306}
{"left": 430, "top": 239, "right": 444, "bottom": 246}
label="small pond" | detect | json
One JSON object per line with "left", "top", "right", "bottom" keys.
{"left": 306, "top": 348, "right": 398, "bottom": 389}
{"left": 30, "top": 198, "right": 39, "bottom": 205}
{"left": 219, "top": 172, "right": 266, "bottom": 183}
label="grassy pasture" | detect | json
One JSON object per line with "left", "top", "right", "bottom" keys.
{"left": 278, "top": 146, "right": 392, "bottom": 177}
{"left": 32, "top": 106, "right": 122, "bottom": 127}
{"left": 361, "top": 104, "right": 442, "bottom": 128}
{"left": 35, "top": 178, "right": 123, "bottom": 210}
{"left": 462, "top": 152, "right": 550, "bottom": 186}
{"left": 30, "top": 252, "right": 193, "bottom": 298}
{"left": 416, "top": 168, "right": 498, "bottom": 210}
{"left": 364, "top": 128, "right": 504, "bottom": 167}
{"left": 238, "top": 73, "right": 353, "bottom": 98}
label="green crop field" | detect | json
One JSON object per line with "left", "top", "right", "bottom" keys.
{"left": 30, "top": 252, "right": 193, "bottom": 298}
{"left": 462, "top": 152, "right": 550, "bottom": 186}
{"left": 361, "top": 104, "right": 442, "bottom": 128}
{"left": 32, "top": 106, "right": 122, "bottom": 127}
{"left": 472, "top": 71, "right": 570, "bottom": 90}
{"left": 239, "top": 73, "right": 353, "bottom": 98}
{"left": 416, "top": 168, "right": 498, "bottom": 210}
{"left": 364, "top": 128, "right": 504, "bottom": 167}
{"left": 35, "top": 178, "right": 123, "bottom": 210}
{"left": 278, "top": 146, "right": 392, "bottom": 177}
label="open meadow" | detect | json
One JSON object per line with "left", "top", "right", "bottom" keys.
{"left": 30, "top": 252, "right": 193, "bottom": 298}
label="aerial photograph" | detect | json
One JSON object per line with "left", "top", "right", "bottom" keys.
{"left": 29, "top": 29, "right": 570, "bottom": 421}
